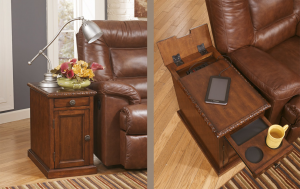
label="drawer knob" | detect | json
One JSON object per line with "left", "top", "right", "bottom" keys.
{"left": 85, "top": 135, "right": 90, "bottom": 141}
{"left": 70, "top": 100, "right": 76, "bottom": 106}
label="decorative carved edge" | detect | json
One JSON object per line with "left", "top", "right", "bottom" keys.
{"left": 177, "top": 59, "right": 271, "bottom": 138}
{"left": 27, "top": 83, "right": 97, "bottom": 98}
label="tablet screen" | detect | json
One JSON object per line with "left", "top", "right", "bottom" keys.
{"left": 207, "top": 78, "right": 228, "bottom": 101}
{"left": 205, "top": 76, "right": 231, "bottom": 105}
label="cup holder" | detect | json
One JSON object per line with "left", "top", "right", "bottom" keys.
{"left": 245, "top": 147, "right": 264, "bottom": 163}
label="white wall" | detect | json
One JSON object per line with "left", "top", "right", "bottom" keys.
{"left": 107, "top": 0, "right": 147, "bottom": 20}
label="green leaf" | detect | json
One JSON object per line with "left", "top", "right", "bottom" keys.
{"left": 87, "top": 62, "right": 92, "bottom": 69}
{"left": 75, "top": 75, "right": 82, "bottom": 83}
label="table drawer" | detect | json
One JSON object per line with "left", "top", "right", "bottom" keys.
{"left": 225, "top": 116, "right": 294, "bottom": 178}
{"left": 54, "top": 97, "right": 90, "bottom": 108}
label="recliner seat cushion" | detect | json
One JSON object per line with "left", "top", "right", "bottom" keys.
{"left": 267, "top": 36, "right": 300, "bottom": 77}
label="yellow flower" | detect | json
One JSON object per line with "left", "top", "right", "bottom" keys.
{"left": 55, "top": 64, "right": 61, "bottom": 70}
{"left": 77, "top": 60, "right": 88, "bottom": 68}
{"left": 72, "top": 64, "right": 84, "bottom": 77}
{"left": 83, "top": 69, "right": 95, "bottom": 79}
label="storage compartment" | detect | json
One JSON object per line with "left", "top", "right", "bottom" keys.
{"left": 225, "top": 116, "right": 294, "bottom": 177}
{"left": 157, "top": 23, "right": 294, "bottom": 178}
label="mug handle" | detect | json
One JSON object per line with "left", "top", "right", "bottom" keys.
{"left": 283, "top": 125, "right": 289, "bottom": 132}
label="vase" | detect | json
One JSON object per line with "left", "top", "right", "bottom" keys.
{"left": 57, "top": 77, "right": 91, "bottom": 89}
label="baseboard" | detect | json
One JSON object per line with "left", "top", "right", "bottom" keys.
{"left": 0, "top": 108, "right": 30, "bottom": 124}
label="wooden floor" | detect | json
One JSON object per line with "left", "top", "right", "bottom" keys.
{"left": 153, "top": 0, "right": 245, "bottom": 188}
{"left": 0, "top": 119, "right": 126, "bottom": 187}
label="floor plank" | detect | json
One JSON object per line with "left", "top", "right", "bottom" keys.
{"left": 153, "top": 0, "right": 245, "bottom": 188}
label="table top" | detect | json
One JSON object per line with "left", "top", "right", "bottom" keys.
{"left": 28, "top": 82, "right": 97, "bottom": 99}
{"left": 180, "top": 59, "right": 271, "bottom": 138}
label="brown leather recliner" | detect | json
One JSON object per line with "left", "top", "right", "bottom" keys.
{"left": 205, "top": 0, "right": 300, "bottom": 143}
{"left": 76, "top": 20, "right": 147, "bottom": 169}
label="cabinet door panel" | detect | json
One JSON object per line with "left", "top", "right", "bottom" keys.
{"left": 54, "top": 109, "right": 90, "bottom": 168}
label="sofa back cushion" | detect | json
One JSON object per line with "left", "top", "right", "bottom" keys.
{"left": 248, "top": 0, "right": 294, "bottom": 31}
{"left": 249, "top": 0, "right": 298, "bottom": 51}
{"left": 205, "top": 0, "right": 254, "bottom": 54}
{"left": 111, "top": 48, "right": 147, "bottom": 78}
{"left": 206, "top": 0, "right": 299, "bottom": 53}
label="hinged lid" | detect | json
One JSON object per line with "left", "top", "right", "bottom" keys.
{"left": 157, "top": 24, "right": 213, "bottom": 66}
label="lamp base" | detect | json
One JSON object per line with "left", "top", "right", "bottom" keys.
{"left": 39, "top": 73, "right": 59, "bottom": 88}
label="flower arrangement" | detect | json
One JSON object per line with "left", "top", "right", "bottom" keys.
{"left": 51, "top": 58, "right": 104, "bottom": 89}
{"left": 51, "top": 58, "right": 104, "bottom": 81}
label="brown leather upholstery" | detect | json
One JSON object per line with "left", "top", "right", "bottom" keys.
{"left": 281, "top": 96, "right": 300, "bottom": 143}
{"left": 120, "top": 104, "right": 147, "bottom": 135}
{"left": 206, "top": 0, "right": 300, "bottom": 142}
{"left": 77, "top": 20, "right": 147, "bottom": 169}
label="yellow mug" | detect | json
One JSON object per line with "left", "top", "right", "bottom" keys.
{"left": 266, "top": 124, "right": 289, "bottom": 149}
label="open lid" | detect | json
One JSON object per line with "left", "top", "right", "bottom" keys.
{"left": 157, "top": 24, "right": 213, "bottom": 66}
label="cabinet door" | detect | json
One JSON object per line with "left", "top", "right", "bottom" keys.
{"left": 54, "top": 109, "right": 90, "bottom": 168}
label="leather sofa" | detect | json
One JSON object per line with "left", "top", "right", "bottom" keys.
{"left": 76, "top": 20, "right": 147, "bottom": 169}
{"left": 205, "top": 0, "right": 300, "bottom": 143}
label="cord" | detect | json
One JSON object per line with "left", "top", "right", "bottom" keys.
{"left": 188, "top": 54, "right": 233, "bottom": 76}
{"left": 188, "top": 61, "right": 209, "bottom": 73}
{"left": 218, "top": 55, "right": 233, "bottom": 76}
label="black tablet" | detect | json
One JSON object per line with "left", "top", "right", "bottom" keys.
{"left": 205, "top": 76, "right": 231, "bottom": 105}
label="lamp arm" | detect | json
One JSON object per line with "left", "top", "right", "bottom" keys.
{"left": 28, "top": 16, "right": 84, "bottom": 68}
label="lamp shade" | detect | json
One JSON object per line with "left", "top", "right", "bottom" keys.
{"left": 81, "top": 20, "right": 103, "bottom": 43}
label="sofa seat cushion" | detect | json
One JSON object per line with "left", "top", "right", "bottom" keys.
{"left": 230, "top": 46, "right": 300, "bottom": 100}
{"left": 120, "top": 104, "right": 147, "bottom": 135}
{"left": 268, "top": 36, "right": 300, "bottom": 77}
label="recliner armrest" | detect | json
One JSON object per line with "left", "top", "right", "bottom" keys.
{"left": 230, "top": 46, "right": 300, "bottom": 100}
{"left": 90, "top": 81, "right": 141, "bottom": 104}
{"left": 120, "top": 104, "right": 147, "bottom": 135}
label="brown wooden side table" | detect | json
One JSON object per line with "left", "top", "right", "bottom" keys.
{"left": 157, "top": 24, "right": 294, "bottom": 178}
{"left": 27, "top": 83, "right": 97, "bottom": 179}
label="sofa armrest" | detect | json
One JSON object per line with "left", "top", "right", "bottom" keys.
{"left": 120, "top": 104, "right": 147, "bottom": 135}
{"left": 230, "top": 46, "right": 300, "bottom": 100}
{"left": 282, "top": 95, "right": 300, "bottom": 127}
{"left": 297, "top": 22, "right": 300, "bottom": 37}
{"left": 90, "top": 81, "right": 141, "bottom": 104}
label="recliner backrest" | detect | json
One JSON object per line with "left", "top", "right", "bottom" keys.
{"left": 206, "top": 0, "right": 300, "bottom": 54}
{"left": 77, "top": 20, "right": 147, "bottom": 99}
{"left": 77, "top": 20, "right": 147, "bottom": 81}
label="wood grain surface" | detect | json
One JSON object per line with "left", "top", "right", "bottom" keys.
{"left": 0, "top": 119, "right": 127, "bottom": 187}
{"left": 154, "top": 0, "right": 246, "bottom": 188}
